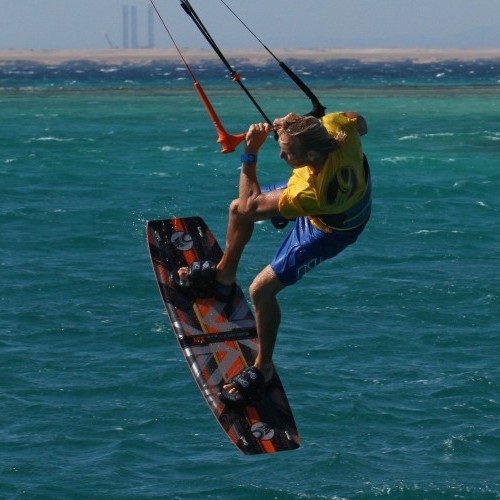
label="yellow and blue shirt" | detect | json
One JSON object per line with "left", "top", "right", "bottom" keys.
{"left": 278, "top": 112, "right": 367, "bottom": 233}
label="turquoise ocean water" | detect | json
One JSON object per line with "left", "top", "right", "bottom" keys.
{"left": 1, "top": 58, "right": 499, "bottom": 498}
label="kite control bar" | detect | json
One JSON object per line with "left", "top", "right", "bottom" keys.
{"left": 149, "top": 0, "right": 246, "bottom": 153}
{"left": 180, "top": 0, "right": 274, "bottom": 127}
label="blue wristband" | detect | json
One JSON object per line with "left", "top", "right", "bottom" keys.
{"left": 241, "top": 153, "right": 257, "bottom": 164}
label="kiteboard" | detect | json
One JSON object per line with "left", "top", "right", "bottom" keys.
{"left": 146, "top": 216, "right": 300, "bottom": 454}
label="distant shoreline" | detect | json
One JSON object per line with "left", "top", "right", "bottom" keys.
{"left": 1, "top": 48, "right": 499, "bottom": 65}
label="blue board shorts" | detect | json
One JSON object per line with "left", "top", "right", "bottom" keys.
{"left": 262, "top": 181, "right": 365, "bottom": 287}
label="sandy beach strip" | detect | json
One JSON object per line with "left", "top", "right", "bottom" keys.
{"left": 0, "top": 48, "right": 499, "bottom": 66}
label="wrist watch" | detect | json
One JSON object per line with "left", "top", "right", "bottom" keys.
{"left": 241, "top": 153, "right": 257, "bottom": 164}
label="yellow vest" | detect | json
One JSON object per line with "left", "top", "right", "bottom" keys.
{"left": 278, "top": 112, "right": 367, "bottom": 233}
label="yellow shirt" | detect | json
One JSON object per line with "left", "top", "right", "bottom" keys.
{"left": 278, "top": 112, "right": 366, "bottom": 232}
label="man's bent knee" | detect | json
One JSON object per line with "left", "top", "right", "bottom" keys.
{"left": 229, "top": 198, "right": 254, "bottom": 224}
{"left": 228, "top": 198, "right": 239, "bottom": 216}
{"left": 249, "top": 267, "right": 283, "bottom": 305}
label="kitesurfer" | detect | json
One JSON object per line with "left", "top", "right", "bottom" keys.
{"left": 176, "top": 111, "right": 371, "bottom": 405}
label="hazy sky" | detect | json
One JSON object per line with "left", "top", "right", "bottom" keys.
{"left": 1, "top": 0, "right": 499, "bottom": 50}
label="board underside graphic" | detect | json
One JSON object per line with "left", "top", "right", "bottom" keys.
{"left": 147, "top": 217, "right": 299, "bottom": 454}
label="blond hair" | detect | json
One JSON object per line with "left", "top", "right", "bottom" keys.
{"left": 275, "top": 113, "right": 343, "bottom": 154}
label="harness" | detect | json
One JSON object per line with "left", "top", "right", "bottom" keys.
{"left": 317, "top": 155, "right": 372, "bottom": 232}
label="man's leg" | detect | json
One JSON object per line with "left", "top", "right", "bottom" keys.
{"left": 217, "top": 185, "right": 282, "bottom": 285}
{"left": 177, "top": 198, "right": 255, "bottom": 285}
{"left": 249, "top": 265, "right": 285, "bottom": 381}
{"left": 216, "top": 199, "right": 254, "bottom": 286}
{"left": 222, "top": 265, "right": 284, "bottom": 397}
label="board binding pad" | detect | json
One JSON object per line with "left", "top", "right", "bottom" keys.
{"left": 147, "top": 217, "right": 299, "bottom": 454}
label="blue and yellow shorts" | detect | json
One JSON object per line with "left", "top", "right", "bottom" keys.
{"left": 262, "top": 181, "right": 364, "bottom": 286}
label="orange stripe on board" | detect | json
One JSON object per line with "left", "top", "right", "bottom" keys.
{"left": 191, "top": 300, "right": 250, "bottom": 382}
{"left": 223, "top": 348, "right": 246, "bottom": 380}
{"left": 172, "top": 217, "right": 256, "bottom": 407}
{"left": 174, "top": 218, "right": 197, "bottom": 264}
